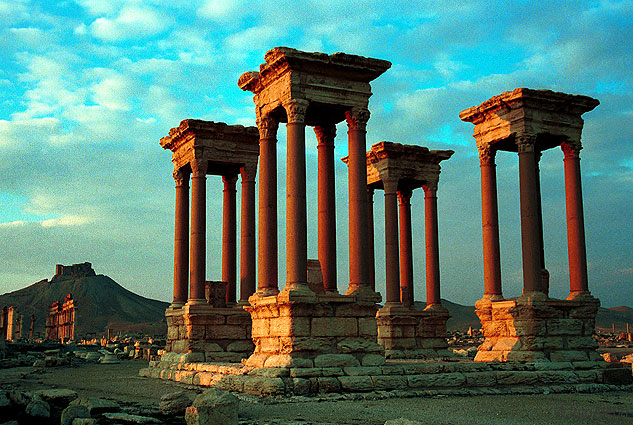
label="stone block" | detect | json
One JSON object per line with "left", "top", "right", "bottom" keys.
{"left": 407, "top": 374, "right": 435, "bottom": 388}
{"left": 279, "top": 337, "right": 334, "bottom": 353}
{"left": 505, "top": 350, "right": 547, "bottom": 362}
{"left": 243, "top": 353, "right": 267, "bottom": 368}
{"left": 312, "top": 317, "right": 358, "bottom": 337}
{"left": 566, "top": 336, "right": 597, "bottom": 350}
{"left": 159, "top": 391, "right": 193, "bottom": 416}
{"left": 343, "top": 366, "right": 381, "bottom": 376}
{"left": 317, "top": 377, "right": 341, "bottom": 393}
{"left": 547, "top": 319, "right": 584, "bottom": 336}
{"left": 371, "top": 375, "right": 407, "bottom": 390}
{"left": 361, "top": 354, "right": 386, "bottom": 366}
{"left": 320, "top": 367, "right": 345, "bottom": 376}
{"left": 248, "top": 367, "right": 289, "bottom": 378}
{"left": 495, "top": 371, "right": 538, "bottom": 386}
{"left": 314, "top": 354, "right": 360, "bottom": 368}
{"left": 337, "top": 337, "right": 381, "bottom": 353}
{"left": 206, "top": 325, "right": 246, "bottom": 339}
{"left": 226, "top": 341, "right": 254, "bottom": 353}
{"left": 269, "top": 316, "right": 311, "bottom": 337}
{"left": 193, "top": 373, "right": 222, "bottom": 387}
{"left": 214, "top": 375, "right": 247, "bottom": 393}
{"left": 61, "top": 405, "right": 90, "bottom": 425}
{"left": 256, "top": 337, "right": 280, "bottom": 353}
{"left": 338, "top": 375, "right": 374, "bottom": 392}
{"left": 602, "top": 366, "right": 633, "bottom": 385}
{"left": 185, "top": 388, "right": 238, "bottom": 425}
{"left": 463, "top": 372, "right": 496, "bottom": 387}
{"left": 575, "top": 369, "right": 600, "bottom": 383}
{"left": 384, "top": 349, "right": 406, "bottom": 359}
{"left": 290, "top": 368, "right": 323, "bottom": 377}
{"left": 242, "top": 377, "right": 286, "bottom": 396}
{"left": 532, "top": 361, "right": 573, "bottom": 371}
{"left": 358, "top": 318, "right": 378, "bottom": 337}
{"left": 226, "top": 313, "right": 251, "bottom": 325}
{"left": 263, "top": 354, "right": 313, "bottom": 368}
{"left": 433, "top": 372, "right": 466, "bottom": 387}
{"left": 180, "top": 352, "right": 205, "bottom": 363}
{"left": 167, "top": 325, "right": 180, "bottom": 340}
{"left": 250, "top": 318, "right": 270, "bottom": 338}
{"left": 202, "top": 342, "right": 223, "bottom": 352}
{"left": 537, "top": 371, "right": 579, "bottom": 384}
{"left": 549, "top": 351, "right": 589, "bottom": 362}
{"left": 206, "top": 352, "right": 245, "bottom": 363}
{"left": 402, "top": 363, "right": 442, "bottom": 375}
{"left": 292, "top": 378, "right": 311, "bottom": 395}
{"left": 491, "top": 337, "right": 519, "bottom": 352}
{"left": 482, "top": 321, "right": 508, "bottom": 337}
{"left": 508, "top": 320, "right": 547, "bottom": 337}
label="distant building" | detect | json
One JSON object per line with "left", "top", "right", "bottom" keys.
{"left": 46, "top": 293, "right": 75, "bottom": 341}
{"left": 1, "top": 306, "right": 22, "bottom": 341}
{"left": 51, "top": 262, "right": 96, "bottom": 282}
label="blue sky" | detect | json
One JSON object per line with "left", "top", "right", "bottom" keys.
{"left": 1, "top": 0, "right": 632, "bottom": 307}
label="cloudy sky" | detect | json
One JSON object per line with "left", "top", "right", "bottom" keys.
{"left": 1, "top": 0, "right": 631, "bottom": 308}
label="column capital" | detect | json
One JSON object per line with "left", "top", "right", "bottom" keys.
{"left": 367, "top": 186, "right": 375, "bottom": 198}
{"left": 478, "top": 144, "right": 496, "bottom": 166}
{"left": 423, "top": 181, "right": 438, "bottom": 196}
{"left": 222, "top": 174, "right": 238, "bottom": 186}
{"left": 561, "top": 140, "right": 582, "bottom": 159}
{"left": 256, "top": 115, "right": 279, "bottom": 139}
{"left": 173, "top": 168, "right": 190, "bottom": 186}
{"left": 314, "top": 123, "right": 336, "bottom": 146}
{"left": 397, "top": 188, "right": 412, "bottom": 205}
{"left": 382, "top": 176, "right": 399, "bottom": 194}
{"left": 345, "top": 107, "right": 370, "bottom": 131}
{"left": 283, "top": 99, "right": 309, "bottom": 124}
{"left": 190, "top": 159, "right": 207, "bottom": 176}
{"left": 516, "top": 134, "right": 537, "bottom": 153}
{"left": 240, "top": 164, "right": 258, "bottom": 182}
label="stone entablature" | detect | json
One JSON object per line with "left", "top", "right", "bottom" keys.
{"left": 45, "top": 293, "right": 75, "bottom": 341}
{"left": 51, "top": 262, "right": 96, "bottom": 282}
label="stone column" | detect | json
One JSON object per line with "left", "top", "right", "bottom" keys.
{"left": 424, "top": 182, "right": 441, "bottom": 306}
{"left": 239, "top": 164, "right": 257, "bottom": 304}
{"left": 257, "top": 116, "right": 279, "bottom": 296}
{"left": 398, "top": 189, "right": 414, "bottom": 308}
{"left": 367, "top": 187, "right": 376, "bottom": 291}
{"left": 284, "top": 99, "right": 312, "bottom": 293}
{"left": 517, "top": 135, "right": 543, "bottom": 294}
{"left": 189, "top": 158, "right": 207, "bottom": 304}
{"left": 315, "top": 124, "right": 338, "bottom": 293}
{"left": 535, "top": 151, "right": 549, "bottom": 295}
{"left": 562, "top": 141, "right": 589, "bottom": 297}
{"left": 345, "top": 107, "right": 372, "bottom": 296}
{"left": 172, "top": 168, "right": 189, "bottom": 306}
{"left": 383, "top": 177, "right": 401, "bottom": 305}
{"left": 222, "top": 174, "right": 238, "bottom": 305}
{"left": 478, "top": 145, "right": 503, "bottom": 299}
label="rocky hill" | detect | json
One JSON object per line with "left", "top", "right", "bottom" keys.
{"left": 0, "top": 263, "right": 168, "bottom": 338}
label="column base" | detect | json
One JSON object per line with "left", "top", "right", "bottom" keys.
{"left": 165, "top": 303, "right": 253, "bottom": 363}
{"left": 475, "top": 292, "right": 601, "bottom": 362}
{"left": 243, "top": 291, "right": 383, "bottom": 368}
{"left": 376, "top": 303, "right": 450, "bottom": 359}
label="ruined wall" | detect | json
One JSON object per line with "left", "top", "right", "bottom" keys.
{"left": 51, "top": 262, "right": 96, "bottom": 282}
{"left": 45, "top": 294, "right": 76, "bottom": 341}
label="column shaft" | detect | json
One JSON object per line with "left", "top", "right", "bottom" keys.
{"left": 189, "top": 159, "right": 207, "bottom": 303}
{"left": 315, "top": 125, "right": 338, "bottom": 293}
{"left": 345, "top": 108, "right": 371, "bottom": 295}
{"left": 367, "top": 188, "right": 376, "bottom": 291}
{"left": 222, "top": 175, "right": 238, "bottom": 305}
{"left": 172, "top": 169, "right": 189, "bottom": 306}
{"left": 398, "top": 189, "right": 414, "bottom": 308}
{"left": 424, "top": 184, "right": 441, "bottom": 306}
{"left": 240, "top": 165, "right": 257, "bottom": 302}
{"left": 257, "top": 117, "right": 279, "bottom": 295}
{"left": 384, "top": 178, "right": 401, "bottom": 304}
{"left": 517, "top": 136, "right": 543, "bottom": 293}
{"left": 562, "top": 142, "right": 589, "bottom": 295}
{"left": 479, "top": 146, "right": 503, "bottom": 298}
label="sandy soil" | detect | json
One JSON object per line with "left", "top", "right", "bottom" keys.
{"left": 2, "top": 360, "right": 633, "bottom": 425}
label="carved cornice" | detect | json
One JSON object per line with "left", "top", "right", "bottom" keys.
{"left": 190, "top": 159, "right": 208, "bottom": 177}
{"left": 516, "top": 135, "right": 537, "bottom": 153}
{"left": 256, "top": 116, "right": 279, "bottom": 140}
{"left": 173, "top": 168, "right": 189, "bottom": 186}
{"left": 283, "top": 99, "right": 309, "bottom": 124}
{"left": 314, "top": 124, "right": 336, "bottom": 146}
{"left": 478, "top": 145, "right": 496, "bottom": 166}
{"left": 345, "top": 107, "right": 370, "bottom": 131}
{"left": 561, "top": 140, "right": 582, "bottom": 159}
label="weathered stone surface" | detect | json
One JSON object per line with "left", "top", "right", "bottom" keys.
{"left": 248, "top": 367, "right": 289, "bottom": 378}
{"left": 34, "top": 388, "right": 78, "bottom": 407}
{"left": 314, "top": 354, "right": 360, "bottom": 368}
{"left": 61, "top": 405, "right": 90, "bottom": 425}
{"left": 185, "top": 389, "right": 238, "bottom": 425}
{"left": 213, "top": 375, "right": 247, "bottom": 393}
{"left": 338, "top": 376, "right": 374, "bottom": 392}
{"left": 290, "top": 367, "right": 322, "bottom": 378}
{"left": 311, "top": 318, "right": 358, "bottom": 337}
{"left": 70, "top": 397, "right": 120, "bottom": 414}
{"left": 317, "top": 377, "right": 341, "bottom": 393}
{"left": 102, "top": 412, "right": 161, "bottom": 424}
{"left": 371, "top": 375, "right": 408, "bottom": 390}
{"left": 337, "top": 337, "right": 380, "bottom": 353}
{"left": 242, "top": 377, "right": 285, "bottom": 396}
{"left": 538, "top": 371, "right": 579, "bottom": 384}
{"left": 603, "top": 366, "right": 633, "bottom": 385}
{"left": 226, "top": 341, "right": 254, "bottom": 352}
{"left": 25, "top": 397, "right": 50, "bottom": 418}
{"left": 159, "top": 391, "right": 193, "bottom": 416}
{"left": 343, "top": 366, "right": 381, "bottom": 376}
{"left": 361, "top": 354, "right": 386, "bottom": 366}
{"left": 291, "top": 378, "right": 311, "bottom": 395}
{"left": 549, "top": 351, "right": 589, "bottom": 362}
{"left": 263, "top": 354, "right": 313, "bottom": 368}
{"left": 269, "top": 316, "right": 310, "bottom": 336}
{"left": 496, "top": 371, "right": 539, "bottom": 386}
{"left": 463, "top": 372, "right": 497, "bottom": 386}
{"left": 0, "top": 391, "right": 10, "bottom": 407}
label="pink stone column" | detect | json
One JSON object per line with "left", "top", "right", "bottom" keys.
{"left": 424, "top": 182, "right": 441, "bottom": 306}
{"left": 383, "top": 177, "right": 401, "bottom": 305}
{"left": 562, "top": 141, "right": 589, "bottom": 297}
{"left": 189, "top": 158, "right": 207, "bottom": 304}
{"left": 284, "top": 99, "right": 311, "bottom": 293}
{"left": 172, "top": 168, "right": 189, "bottom": 306}
{"left": 367, "top": 187, "right": 376, "bottom": 291}
{"left": 315, "top": 124, "right": 338, "bottom": 293}
{"left": 345, "top": 108, "right": 372, "bottom": 296}
{"left": 517, "top": 135, "right": 543, "bottom": 294}
{"left": 222, "top": 174, "right": 238, "bottom": 305}
{"left": 398, "top": 189, "right": 414, "bottom": 308}
{"left": 257, "top": 116, "right": 279, "bottom": 296}
{"left": 239, "top": 164, "right": 257, "bottom": 303}
{"left": 478, "top": 145, "right": 503, "bottom": 299}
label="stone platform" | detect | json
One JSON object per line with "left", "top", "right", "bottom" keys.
{"left": 140, "top": 355, "right": 633, "bottom": 397}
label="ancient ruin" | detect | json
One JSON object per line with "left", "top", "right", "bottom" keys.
{"left": 361, "top": 142, "right": 453, "bottom": 358}
{"left": 460, "top": 88, "right": 602, "bottom": 362}
{"left": 51, "top": 262, "right": 96, "bottom": 281}
{"left": 160, "top": 119, "right": 259, "bottom": 362}
{"left": 45, "top": 293, "right": 75, "bottom": 341}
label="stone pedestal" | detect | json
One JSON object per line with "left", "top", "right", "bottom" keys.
{"left": 474, "top": 292, "right": 601, "bottom": 362}
{"left": 376, "top": 304, "right": 450, "bottom": 359}
{"left": 243, "top": 292, "right": 383, "bottom": 368}
{"left": 165, "top": 304, "right": 253, "bottom": 363}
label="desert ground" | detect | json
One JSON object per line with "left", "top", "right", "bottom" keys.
{"left": 2, "top": 359, "right": 633, "bottom": 425}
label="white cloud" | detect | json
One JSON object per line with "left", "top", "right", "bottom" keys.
{"left": 89, "top": 6, "right": 170, "bottom": 41}
{"left": 198, "top": 0, "right": 246, "bottom": 22}
{"left": 91, "top": 74, "right": 133, "bottom": 111}
{"left": 41, "top": 215, "right": 94, "bottom": 228}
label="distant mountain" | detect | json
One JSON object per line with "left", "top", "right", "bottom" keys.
{"left": 0, "top": 264, "right": 169, "bottom": 338}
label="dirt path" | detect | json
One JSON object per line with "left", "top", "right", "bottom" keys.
{"left": 2, "top": 360, "right": 633, "bottom": 425}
